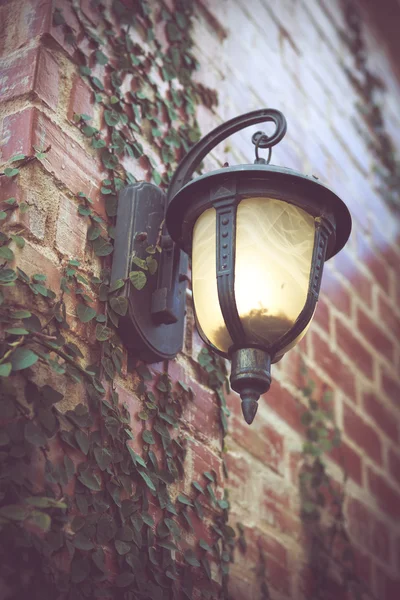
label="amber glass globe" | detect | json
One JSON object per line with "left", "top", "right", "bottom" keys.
{"left": 192, "top": 196, "right": 315, "bottom": 355}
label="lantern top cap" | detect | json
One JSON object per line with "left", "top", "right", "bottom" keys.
{"left": 166, "top": 162, "right": 352, "bottom": 259}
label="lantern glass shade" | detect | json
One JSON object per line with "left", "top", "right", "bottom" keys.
{"left": 192, "top": 196, "right": 315, "bottom": 355}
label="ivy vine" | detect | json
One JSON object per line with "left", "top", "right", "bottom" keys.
{"left": 340, "top": 0, "right": 400, "bottom": 211}
{"left": 299, "top": 372, "right": 377, "bottom": 600}
{"left": 0, "top": 1, "right": 241, "bottom": 599}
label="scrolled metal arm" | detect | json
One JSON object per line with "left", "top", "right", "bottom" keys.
{"left": 167, "top": 108, "right": 287, "bottom": 202}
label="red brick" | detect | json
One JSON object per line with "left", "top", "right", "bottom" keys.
{"left": 378, "top": 294, "right": 400, "bottom": 340}
{"left": 335, "top": 318, "right": 374, "bottom": 379}
{"left": 312, "top": 331, "right": 356, "bottom": 400}
{"left": 329, "top": 440, "right": 362, "bottom": 485}
{"left": 1, "top": 108, "right": 105, "bottom": 217}
{"left": 17, "top": 242, "right": 61, "bottom": 292}
{"left": 187, "top": 439, "right": 224, "bottom": 502}
{"left": 263, "top": 380, "right": 303, "bottom": 433}
{"left": 346, "top": 498, "right": 390, "bottom": 562}
{"left": 343, "top": 403, "right": 382, "bottom": 465}
{"left": 334, "top": 251, "right": 372, "bottom": 308}
{"left": 0, "top": 0, "right": 52, "bottom": 55}
{"left": 368, "top": 468, "right": 400, "bottom": 519}
{"left": 388, "top": 449, "right": 400, "bottom": 483}
{"left": 225, "top": 450, "right": 251, "bottom": 483}
{"left": 363, "top": 391, "right": 398, "bottom": 443}
{"left": 314, "top": 295, "right": 330, "bottom": 333}
{"left": 352, "top": 547, "right": 372, "bottom": 588}
{"left": 372, "top": 519, "right": 391, "bottom": 563}
{"left": 320, "top": 266, "right": 352, "bottom": 316}
{"left": 68, "top": 74, "right": 95, "bottom": 122}
{"left": 381, "top": 369, "right": 400, "bottom": 409}
{"left": 229, "top": 415, "right": 285, "bottom": 474}
{"left": 357, "top": 308, "right": 394, "bottom": 362}
{"left": 167, "top": 361, "right": 221, "bottom": 441}
{"left": 374, "top": 565, "right": 400, "bottom": 600}
{"left": 229, "top": 524, "right": 289, "bottom": 594}
{"left": 359, "top": 237, "right": 391, "bottom": 293}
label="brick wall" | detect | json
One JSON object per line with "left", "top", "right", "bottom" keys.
{"left": 1, "top": 0, "right": 400, "bottom": 599}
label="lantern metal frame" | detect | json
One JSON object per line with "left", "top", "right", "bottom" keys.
{"left": 111, "top": 108, "right": 352, "bottom": 424}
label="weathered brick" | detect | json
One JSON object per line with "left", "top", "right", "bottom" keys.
{"left": 1, "top": 108, "right": 105, "bottom": 216}
{"left": 0, "top": 43, "right": 59, "bottom": 111}
{"left": 68, "top": 74, "right": 95, "bottom": 122}
{"left": 378, "top": 294, "right": 400, "bottom": 341}
{"left": 167, "top": 360, "right": 221, "bottom": 441}
{"left": 335, "top": 318, "right": 374, "bottom": 379}
{"left": 55, "top": 195, "right": 88, "bottom": 259}
{"left": 329, "top": 440, "right": 362, "bottom": 486}
{"left": 312, "top": 331, "right": 356, "bottom": 400}
{"left": 346, "top": 498, "right": 390, "bottom": 562}
{"left": 343, "top": 403, "right": 382, "bottom": 465}
{"left": 0, "top": 0, "right": 52, "bottom": 55}
{"left": 334, "top": 250, "right": 372, "bottom": 308}
{"left": 368, "top": 467, "right": 400, "bottom": 519}
{"left": 363, "top": 391, "right": 398, "bottom": 443}
{"left": 320, "top": 265, "right": 352, "bottom": 316}
{"left": 229, "top": 415, "right": 285, "bottom": 474}
{"left": 381, "top": 369, "right": 400, "bottom": 409}
{"left": 388, "top": 449, "right": 400, "bottom": 483}
{"left": 357, "top": 307, "right": 394, "bottom": 362}
{"left": 314, "top": 295, "right": 330, "bottom": 333}
{"left": 263, "top": 380, "right": 303, "bottom": 433}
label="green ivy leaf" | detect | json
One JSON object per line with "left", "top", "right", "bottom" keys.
{"left": 11, "top": 347, "right": 39, "bottom": 371}
{"left": 138, "top": 470, "right": 156, "bottom": 492}
{"left": 0, "top": 362, "right": 12, "bottom": 377}
{"left": 115, "top": 540, "right": 131, "bottom": 555}
{"left": 78, "top": 469, "right": 102, "bottom": 491}
{"left": 129, "top": 270, "right": 147, "bottom": 290}
{"left": 73, "top": 532, "right": 94, "bottom": 550}
{"left": 6, "top": 327, "right": 29, "bottom": 335}
{"left": 116, "top": 572, "right": 135, "bottom": 587}
{"left": 76, "top": 303, "right": 96, "bottom": 323}
{"left": 109, "top": 295, "right": 128, "bottom": 316}
{"left": 101, "top": 149, "right": 119, "bottom": 170}
{"left": 104, "top": 109, "right": 120, "bottom": 126}
{"left": 4, "top": 167, "right": 20, "bottom": 177}
{"left": 192, "top": 481, "right": 204, "bottom": 495}
{"left": 10, "top": 153, "right": 26, "bottom": 162}
{"left": 0, "top": 246, "right": 15, "bottom": 261}
{"left": 94, "top": 447, "right": 112, "bottom": 471}
{"left": 95, "top": 49, "right": 108, "bottom": 65}
{"left": 177, "top": 494, "right": 193, "bottom": 506}
{"left": 92, "top": 236, "right": 113, "bottom": 256}
{"left": 142, "top": 430, "right": 155, "bottom": 445}
{"left": 24, "top": 422, "right": 46, "bottom": 446}
{"left": 0, "top": 211, "right": 7, "bottom": 220}
{"left": 75, "top": 430, "right": 90, "bottom": 455}
{"left": 87, "top": 224, "right": 101, "bottom": 241}
{"left": 95, "top": 323, "right": 112, "bottom": 341}
{"left": 109, "top": 278, "right": 125, "bottom": 293}
{"left": 0, "top": 269, "right": 17, "bottom": 284}
{"left": 0, "top": 504, "right": 28, "bottom": 521}
{"left": 127, "top": 445, "right": 146, "bottom": 468}
{"left": 146, "top": 256, "right": 158, "bottom": 275}
{"left": 184, "top": 549, "right": 200, "bottom": 567}
{"left": 10, "top": 234, "right": 25, "bottom": 248}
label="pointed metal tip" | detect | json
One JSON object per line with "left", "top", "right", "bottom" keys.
{"left": 241, "top": 397, "right": 259, "bottom": 424}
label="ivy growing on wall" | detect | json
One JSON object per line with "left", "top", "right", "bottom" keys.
{"left": 0, "top": 1, "right": 240, "bottom": 599}
{"left": 298, "top": 372, "right": 377, "bottom": 600}
{"left": 340, "top": 0, "right": 400, "bottom": 211}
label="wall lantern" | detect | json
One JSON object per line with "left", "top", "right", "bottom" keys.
{"left": 111, "top": 109, "right": 351, "bottom": 424}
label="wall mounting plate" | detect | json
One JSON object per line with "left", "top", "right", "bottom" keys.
{"left": 111, "top": 183, "right": 188, "bottom": 362}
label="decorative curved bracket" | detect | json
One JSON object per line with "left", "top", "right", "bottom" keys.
{"left": 167, "top": 108, "right": 287, "bottom": 202}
